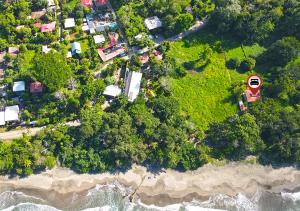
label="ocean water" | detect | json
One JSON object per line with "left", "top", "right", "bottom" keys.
{"left": 1, "top": 182, "right": 300, "bottom": 211}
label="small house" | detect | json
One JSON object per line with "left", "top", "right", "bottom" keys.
{"left": 64, "top": 18, "right": 75, "bottom": 29}
{"left": 30, "top": 82, "right": 43, "bottom": 93}
{"left": 153, "top": 50, "right": 163, "bottom": 60}
{"left": 94, "top": 34, "right": 105, "bottom": 44}
{"left": 103, "top": 85, "right": 122, "bottom": 98}
{"left": 4, "top": 105, "right": 20, "bottom": 123}
{"left": 139, "top": 53, "right": 149, "bottom": 64}
{"left": 8, "top": 47, "right": 19, "bottom": 57}
{"left": 81, "top": 0, "right": 92, "bottom": 8}
{"left": 125, "top": 71, "right": 142, "bottom": 102}
{"left": 13, "top": 81, "right": 25, "bottom": 92}
{"left": 40, "top": 22, "right": 56, "bottom": 33}
{"left": 71, "top": 42, "right": 82, "bottom": 55}
{"left": 97, "top": 47, "right": 125, "bottom": 62}
{"left": 244, "top": 89, "right": 261, "bottom": 103}
{"left": 0, "top": 111, "right": 4, "bottom": 126}
{"left": 82, "top": 23, "right": 89, "bottom": 31}
{"left": 144, "top": 16, "right": 162, "bottom": 30}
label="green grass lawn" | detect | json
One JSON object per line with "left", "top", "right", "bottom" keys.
{"left": 78, "top": 38, "right": 89, "bottom": 52}
{"left": 167, "top": 29, "right": 265, "bottom": 133}
{"left": 64, "top": 0, "right": 79, "bottom": 10}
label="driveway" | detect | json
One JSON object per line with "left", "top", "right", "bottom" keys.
{"left": 0, "top": 121, "right": 80, "bottom": 140}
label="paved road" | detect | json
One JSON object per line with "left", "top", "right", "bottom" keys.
{"left": 0, "top": 121, "right": 80, "bottom": 140}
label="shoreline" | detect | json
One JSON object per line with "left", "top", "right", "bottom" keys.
{"left": 1, "top": 163, "right": 300, "bottom": 208}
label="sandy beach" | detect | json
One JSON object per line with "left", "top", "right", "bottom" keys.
{"left": 1, "top": 163, "right": 300, "bottom": 208}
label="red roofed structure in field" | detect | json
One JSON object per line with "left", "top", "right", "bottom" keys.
{"left": 40, "top": 22, "right": 56, "bottom": 33}
{"left": 81, "top": 0, "right": 92, "bottom": 8}
{"left": 30, "top": 82, "right": 43, "bottom": 93}
{"left": 244, "top": 89, "right": 261, "bottom": 103}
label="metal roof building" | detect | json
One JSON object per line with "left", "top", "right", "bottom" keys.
{"left": 125, "top": 71, "right": 142, "bottom": 102}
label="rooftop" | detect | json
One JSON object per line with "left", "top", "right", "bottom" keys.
{"left": 125, "top": 71, "right": 142, "bottom": 102}
{"left": 140, "top": 53, "right": 149, "bottom": 64}
{"left": 81, "top": 0, "right": 92, "bottom": 8}
{"left": 13, "top": 81, "right": 25, "bottom": 92}
{"left": 94, "top": 34, "right": 105, "bottom": 44}
{"left": 8, "top": 47, "right": 19, "bottom": 56}
{"left": 244, "top": 89, "right": 261, "bottom": 103}
{"left": 4, "top": 105, "right": 20, "bottom": 122}
{"left": 30, "top": 82, "right": 43, "bottom": 93}
{"left": 97, "top": 47, "right": 125, "bottom": 62}
{"left": 64, "top": 18, "right": 75, "bottom": 28}
{"left": 144, "top": 16, "right": 162, "bottom": 30}
{"left": 71, "top": 42, "right": 82, "bottom": 55}
{"left": 103, "top": 85, "right": 122, "bottom": 97}
{"left": 41, "top": 22, "right": 56, "bottom": 32}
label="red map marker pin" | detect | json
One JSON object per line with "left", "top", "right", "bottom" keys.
{"left": 247, "top": 74, "right": 262, "bottom": 95}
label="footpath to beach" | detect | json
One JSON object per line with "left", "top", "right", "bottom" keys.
{"left": 1, "top": 163, "right": 300, "bottom": 208}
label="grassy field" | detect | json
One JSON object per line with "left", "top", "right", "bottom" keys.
{"left": 167, "top": 30, "right": 265, "bottom": 133}
{"left": 64, "top": 0, "right": 79, "bottom": 10}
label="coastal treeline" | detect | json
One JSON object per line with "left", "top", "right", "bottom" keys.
{"left": 0, "top": 0, "right": 299, "bottom": 176}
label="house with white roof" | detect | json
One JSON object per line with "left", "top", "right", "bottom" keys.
{"left": 71, "top": 42, "right": 81, "bottom": 56}
{"left": 0, "top": 105, "right": 20, "bottom": 125}
{"left": 0, "top": 111, "right": 4, "bottom": 126}
{"left": 94, "top": 34, "right": 105, "bottom": 44}
{"left": 103, "top": 85, "right": 121, "bottom": 97}
{"left": 144, "top": 16, "right": 162, "bottom": 30}
{"left": 13, "top": 81, "right": 25, "bottom": 92}
{"left": 125, "top": 71, "right": 142, "bottom": 102}
{"left": 64, "top": 18, "right": 75, "bottom": 29}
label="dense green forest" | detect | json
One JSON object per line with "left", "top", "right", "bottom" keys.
{"left": 0, "top": 0, "right": 299, "bottom": 176}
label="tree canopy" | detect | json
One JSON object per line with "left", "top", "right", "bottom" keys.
{"left": 33, "top": 52, "right": 73, "bottom": 91}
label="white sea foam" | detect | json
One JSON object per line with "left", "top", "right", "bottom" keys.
{"left": 189, "top": 193, "right": 257, "bottom": 211}
{"left": 281, "top": 191, "right": 300, "bottom": 202}
{"left": 82, "top": 205, "right": 111, "bottom": 211}
{"left": 1, "top": 202, "right": 60, "bottom": 211}
{"left": 135, "top": 200, "right": 182, "bottom": 211}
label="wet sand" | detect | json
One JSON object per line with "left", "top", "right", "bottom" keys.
{"left": 1, "top": 163, "right": 300, "bottom": 208}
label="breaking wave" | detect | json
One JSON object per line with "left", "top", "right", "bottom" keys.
{"left": 1, "top": 183, "right": 300, "bottom": 211}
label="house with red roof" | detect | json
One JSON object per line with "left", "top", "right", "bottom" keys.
{"left": 139, "top": 53, "right": 149, "bottom": 64}
{"left": 30, "top": 82, "right": 43, "bottom": 93}
{"left": 244, "top": 89, "right": 261, "bottom": 103}
{"left": 81, "top": 0, "right": 92, "bottom": 8}
{"left": 40, "top": 22, "right": 56, "bottom": 33}
{"left": 98, "top": 47, "right": 125, "bottom": 62}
